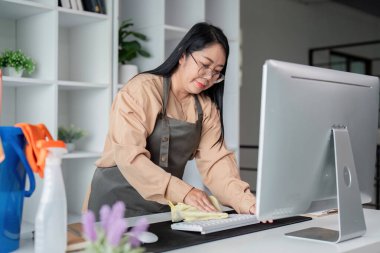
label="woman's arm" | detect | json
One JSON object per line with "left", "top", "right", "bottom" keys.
{"left": 195, "top": 97, "right": 256, "bottom": 213}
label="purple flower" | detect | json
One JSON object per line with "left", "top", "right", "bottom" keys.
{"left": 102, "top": 201, "right": 127, "bottom": 234}
{"left": 99, "top": 205, "right": 111, "bottom": 231}
{"left": 106, "top": 218, "right": 128, "bottom": 247}
{"left": 112, "top": 201, "right": 125, "bottom": 218}
{"left": 81, "top": 211, "right": 97, "bottom": 242}
{"left": 128, "top": 217, "right": 149, "bottom": 247}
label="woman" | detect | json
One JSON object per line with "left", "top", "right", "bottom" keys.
{"left": 87, "top": 22, "right": 256, "bottom": 218}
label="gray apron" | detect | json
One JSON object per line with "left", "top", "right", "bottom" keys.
{"left": 88, "top": 77, "right": 203, "bottom": 219}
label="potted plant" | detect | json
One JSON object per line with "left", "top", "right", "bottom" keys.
{"left": 118, "top": 19, "right": 150, "bottom": 84}
{"left": 58, "top": 125, "right": 86, "bottom": 152}
{"left": 0, "top": 49, "right": 36, "bottom": 77}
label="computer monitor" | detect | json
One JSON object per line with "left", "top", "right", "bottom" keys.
{"left": 256, "top": 59, "right": 379, "bottom": 243}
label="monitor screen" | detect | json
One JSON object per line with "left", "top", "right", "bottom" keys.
{"left": 256, "top": 59, "right": 379, "bottom": 242}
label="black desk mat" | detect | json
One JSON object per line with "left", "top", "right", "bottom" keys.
{"left": 143, "top": 215, "right": 312, "bottom": 252}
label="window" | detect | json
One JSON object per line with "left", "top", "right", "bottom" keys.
{"left": 329, "top": 51, "right": 371, "bottom": 75}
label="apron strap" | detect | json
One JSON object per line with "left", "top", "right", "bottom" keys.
{"left": 190, "top": 95, "right": 203, "bottom": 160}
{"left": 162, "top": 77, "right": 170, "bottom": 116}
{"left": 194, "top": 95, "right": 203, "bottom": 123}
{"left": 159, "top": 77, "right": 171, "bottom": 168}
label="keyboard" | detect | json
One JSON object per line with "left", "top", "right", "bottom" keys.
{"left": 171, "top": 214, "right": 259, "bottom": 234}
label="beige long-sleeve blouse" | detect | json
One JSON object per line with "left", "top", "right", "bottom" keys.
{"left": 95, "top": 73, "right": 255, "bottom": 213}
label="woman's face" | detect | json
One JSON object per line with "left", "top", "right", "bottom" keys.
{"left": 178, "top": 43, "right": 226, "bottom": 95}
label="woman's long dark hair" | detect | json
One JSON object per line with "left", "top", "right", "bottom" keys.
{"left": 145, "top": 22, "right": 229, "bottom": 146}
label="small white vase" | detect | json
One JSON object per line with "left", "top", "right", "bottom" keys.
{"left": 3, "top": 67, "right": 24, "bottom": 77}
{"left": 118, "top": 64, "right": 138, "bottom": 84}
{"left": 65, "top": 143, "right": 75, "bottom": 153}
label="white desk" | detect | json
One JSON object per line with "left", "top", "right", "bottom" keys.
{"left": 16, "top": 208, "right": 380, "bottom": 253}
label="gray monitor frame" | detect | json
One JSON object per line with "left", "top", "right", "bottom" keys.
{"left": 256, "top": 60, "right": 379, "bottom": 243}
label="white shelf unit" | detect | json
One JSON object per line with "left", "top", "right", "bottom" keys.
{"left": 114, "top": 0, "right": 241, "bottom": 188}
{"left": 1, "top": 0, "right": 239, "bottom": 226}
{"left": 0, "top": 0, "right": 112, "bottom": 225}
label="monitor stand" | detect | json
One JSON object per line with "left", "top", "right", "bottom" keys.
{"left": 285, "top": 126, "right": 366, "bottom": 243}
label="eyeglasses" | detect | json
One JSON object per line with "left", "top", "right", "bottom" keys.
{"left": 190, "top": 53, "right": 225, "bottom": 83}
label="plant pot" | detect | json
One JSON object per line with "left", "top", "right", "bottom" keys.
{"left": 65, "top": 143, "right": 75, "bottom": 153}
{"left": 118, "top": 64, "right": 138, "bottom": 84}
{"left": 2, "top": 67, "right": 24, "bottom": 77}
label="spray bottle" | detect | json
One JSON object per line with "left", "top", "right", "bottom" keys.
{"left": 34, "top": 143, "right": 67, "bottom": 253}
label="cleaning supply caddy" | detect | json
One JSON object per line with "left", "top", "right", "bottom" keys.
{"left": 0, "top": 127, "right": 36, "bottom": 252}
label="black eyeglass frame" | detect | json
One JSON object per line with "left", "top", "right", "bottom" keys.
{"left": 189, "top": 53, "right": 225, "bottom": 83}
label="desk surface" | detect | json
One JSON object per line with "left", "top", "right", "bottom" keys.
{"left": 16, "top": 208, "right": 380, "bottom": 253}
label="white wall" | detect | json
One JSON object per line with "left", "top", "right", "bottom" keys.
{"left": 240, "top": 0, "right": 380, "bottom": 190}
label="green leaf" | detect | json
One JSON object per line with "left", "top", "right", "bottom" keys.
{"left": 138, "top": 50, "right": 150, "bottom": 58}
{"left": 130, "top": 32, "right": 147, "bottom": 41}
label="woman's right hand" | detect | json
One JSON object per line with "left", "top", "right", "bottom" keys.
{"left": 183, "top": 188, "right": 218, "bottom": 212}
{"left": 249, "top": 201, "right": 273, "bottom": 223}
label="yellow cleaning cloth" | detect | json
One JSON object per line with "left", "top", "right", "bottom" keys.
{"left": 169, "top": 196, "right": 228, "bottom": 222}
